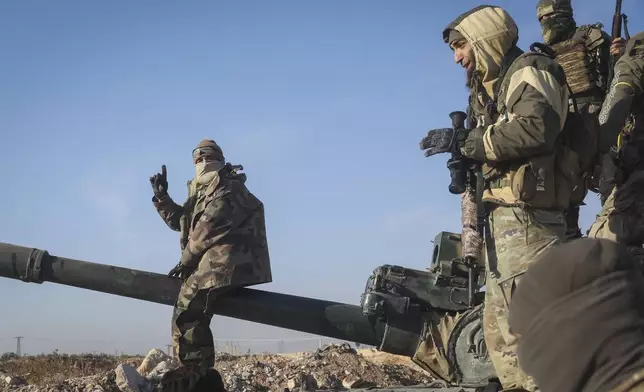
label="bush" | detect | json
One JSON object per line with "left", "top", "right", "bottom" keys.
{"left": 0, "top": 352, "right": 18, "bottom": 361}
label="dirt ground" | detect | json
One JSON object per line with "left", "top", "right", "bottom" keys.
{"left": 0, "top": 344, "right": 435, "bottom": 391}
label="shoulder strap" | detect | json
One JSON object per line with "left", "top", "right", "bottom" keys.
{"left": 493, "top": 48, "right": 547, "bottom": 115}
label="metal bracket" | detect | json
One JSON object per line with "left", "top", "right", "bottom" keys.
{"left": 20, "top": 248, "right": 47, "bottom": 284}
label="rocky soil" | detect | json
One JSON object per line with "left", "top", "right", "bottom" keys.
{"left": 0, "top": 344, "right": 435, "bottom": 392}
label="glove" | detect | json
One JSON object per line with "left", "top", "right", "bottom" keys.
{"left": 179, "top": 247, "right": 200, "bottom": 269}
{"left": 458, "top": 127, "right": 486, "bottom": 161}
{"left": 420, "top": 128, "right": 469, "bottom": 157}
{"left": 150, "top": 165, "right": 169, "bottom": 200}
{"left": 168, "top": 262, "right": 196, "bottom": 280}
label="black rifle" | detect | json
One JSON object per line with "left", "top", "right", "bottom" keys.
{"left": 444, "top": 111, "right": 484, "bottom": 307}
{"left": 608, "top": 0, "right": 631, "bottom": 83}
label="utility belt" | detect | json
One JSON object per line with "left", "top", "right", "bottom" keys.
{"left": 483, "top": 145, "right": 586, "bottom": 209}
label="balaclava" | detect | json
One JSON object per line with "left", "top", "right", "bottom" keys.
{"left": 537, "top": 0, "right": 577, "bottom": 45}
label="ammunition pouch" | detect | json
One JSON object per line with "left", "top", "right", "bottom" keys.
{"left": 555, "top": 144, "right": 586, "bottom": 207}
{"left": 551, "top": 25, "right": 604, "bottom": 96}
{"left": 510, "top": 155, "right": 558, "bottom": 208}
{"left": 483, "top": 150, "right": 578, "bottom": 210}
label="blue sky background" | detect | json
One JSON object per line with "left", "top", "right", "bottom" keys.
{"left": 1, "top": 0, "right": 642, "bottom": 355}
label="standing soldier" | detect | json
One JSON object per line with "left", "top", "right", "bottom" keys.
{"left": 535, "top": 0, "right": 625, "bottom": 239}
{"left": 588, "top": 32, "right": 644, "bottom": 247}
{"left": 421, "top": 5, "right": 573, "bottom": 391}
{"left": 149, "top": 139, "right": 273, "bottom": 391}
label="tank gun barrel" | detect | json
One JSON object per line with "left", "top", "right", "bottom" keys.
{"left": 0, "top": 235, "right": 498, "bottom": 389}
{"left": 0, "top": 242, "right": 387, "bottom": 348}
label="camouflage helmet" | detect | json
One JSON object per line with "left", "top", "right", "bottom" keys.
{"left": 536, "top": 0, "right": 573, "bottom": 20}
{"left": 192, "top": 139, "right": 224, "bottom": 164}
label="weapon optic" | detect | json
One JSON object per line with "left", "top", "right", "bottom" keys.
{"left": 429, "top": 110, "right": 486, "bottom": 308}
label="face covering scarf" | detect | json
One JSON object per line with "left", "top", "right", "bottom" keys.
{"left": 540, "top": 14, "right": 576, "bottom": 44}
{"left": 195, "top": 160, "right": 224, "bottom": 183}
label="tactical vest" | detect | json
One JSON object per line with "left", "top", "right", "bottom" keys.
{"left": 471, "top": 51, "right": 583, "bottom": 210}
{"left": 550, "top": 24, "right": 607, "bottom": 98}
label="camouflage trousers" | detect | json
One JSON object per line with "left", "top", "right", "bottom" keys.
{"left": 588, "top": 169, "right": 644, "bottom": 245}
{"left": 587, "top": 186, "right": 622, "bottom": 241}
{"left": 484, "top": 205, "right": 566, "bottom": 391}
{"left": 171, "top": 280, "right": 233, "bottom": 371}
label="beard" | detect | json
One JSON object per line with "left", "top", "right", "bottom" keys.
{"left": 466, "top": 69, "right": 481, "bottom": 91}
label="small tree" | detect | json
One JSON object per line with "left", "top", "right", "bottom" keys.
{"left": 0, "top": 352, "right": 18, "bottom": 361}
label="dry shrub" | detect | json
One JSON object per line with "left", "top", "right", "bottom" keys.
{"left": 0, "top": 352, "right": 143, "bottom": 385}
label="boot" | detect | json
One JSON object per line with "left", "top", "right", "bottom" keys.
{"left": 157, "top": 365, "right": 210, "bottom": 392}
{"left": 476, "top": 381, "right": 501, "bottom": 392}
{"left": 193, "top": 368, "right": 226, "bottom": 392}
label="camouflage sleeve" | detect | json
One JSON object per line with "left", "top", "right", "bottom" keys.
{"left": 598, "top": 38, "right": 644, "bottom": 151}
{"left": 152, "top": 195, "right": 185, "bottom": 232}
{"left": 598, "top": 29, "right": 612, "bottom": 88}
{"left": 179, "top": 182, "right": 252, "bottom": 267}
{"left": 463, "top": 55, "right": 568, "bottom": 162}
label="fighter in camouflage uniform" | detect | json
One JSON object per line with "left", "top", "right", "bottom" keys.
{"left": 421, "top": 5, "right": 574, "bottom": 391}
{"left": 535, "top": 0, "right": 629, "bottom": 240}
{"left": 149, "top": 139, "right": 272, "bottom": 391}
{"left": 588, "top": 32, "right": 644, "bottom": 247}
{"left": 536, "top": 0, "right": 613, "bottom": 239}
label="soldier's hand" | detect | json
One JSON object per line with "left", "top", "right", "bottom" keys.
{"left": 168, "top": 263, "right": 182, "bottom": 278}
{"left": 420, "top": 128, "right": 468, "bottom": 157}
{"left": 150, "top": 165, "right": 169, "bottom": 200}
{"left": 168, "top": 262, "right": 194, "bottom": 280}
{"left": 610, "top": 37, "right": 626, "bottom": 57}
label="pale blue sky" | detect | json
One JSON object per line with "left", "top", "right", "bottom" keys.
{"left": 1, "top": 0, "right": 642, "bottom": 355}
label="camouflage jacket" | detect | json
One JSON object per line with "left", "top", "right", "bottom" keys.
{"left": 153, "top": 164, "right": 272, "bottom": 290}
{"left": 598, "top": 31, "right": 644, "bottom": 155}
{"left": 445, "top": 6, "right": 570, "bottom": 208}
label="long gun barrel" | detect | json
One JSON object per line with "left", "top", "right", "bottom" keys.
{"left": 0, "top": 242, "right": 391, "bottom": 350}
{"left": 0, "top": 239, "right": 496, "bottom": 389}
{"left": 612, "top": 0, "right": 623, "bottom": 42}
{"left": 608, "top": 0, "right": 628, "bottom": 84}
